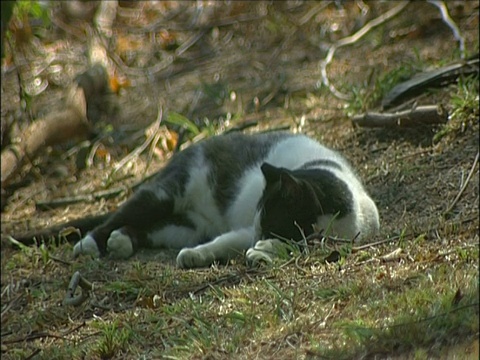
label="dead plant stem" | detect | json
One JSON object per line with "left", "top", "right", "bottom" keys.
{"left": 444, "top": 151, "right": 479, "bottom": 216}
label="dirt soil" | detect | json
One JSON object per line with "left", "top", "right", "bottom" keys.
{"left": 1, "top": 1, "right": 478, "bottom": 359}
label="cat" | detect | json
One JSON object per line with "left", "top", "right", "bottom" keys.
{"left": 73, "top": 131, "right": 380, "bottom": 268}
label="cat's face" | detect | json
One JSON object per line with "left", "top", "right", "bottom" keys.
{"left": 258, "top": 163, "right": 322, "bottom": 242}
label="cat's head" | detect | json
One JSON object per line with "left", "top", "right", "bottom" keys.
{"left": 257, "top": 163, "right": 323, "bottom": 242}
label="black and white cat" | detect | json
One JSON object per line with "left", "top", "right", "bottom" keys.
{"left": 73, "top": 131, "right": 379, "bottom": 268}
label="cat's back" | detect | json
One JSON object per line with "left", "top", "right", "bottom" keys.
{"left": 192, "top": 132, "right": 293, "bottom": 188}
{"left": 200, "top": 131, "right": 293, "bottom": 165}
{"left": 153, "top": 132, "right": 349, "bottom": 190}
{"left": 197, "top": 131, "right": 349, "bottom": 182}
{"left": 262, "top": 133, "right": 348, "bottom": 170}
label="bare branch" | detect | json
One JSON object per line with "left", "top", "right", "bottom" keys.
{"left": 320, "top": 1, "right": 410, "bottom": 100}
{"left": 107, "top": 107, "right": 163, "bottom": 182}
{"left": 1, "top": 65, "right": 110, "bottom": 188}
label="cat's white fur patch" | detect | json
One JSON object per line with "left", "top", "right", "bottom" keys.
{"left": 107, "top": 230, "right": 133, "bottom": 259}
{"left": 148, "top": 223, "right": 203, "bottom": 249}
{"left": 227, "top": 168, "right": 265, "bottom": 229}
{"left": 177, "top": 166, "right": 226, "bottom": 234}
{"left": 265, "top": 136, "right": 345, "bottom": 169}
{"left": 73, "top": 234, "right": 100, "bottom": 258}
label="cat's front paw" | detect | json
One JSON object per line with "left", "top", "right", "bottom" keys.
{"left": 176, "top": 248, "right": 210, "bottom": 269}
{"left": 73, "top": 235, "right": 100, "bottom": 258}
{"left": 107, "top": 230, "right": 133, "bottom": 259}
{"left": 246, "top": 247, "right": 273, "bottom": 267}
{"left": 245, "top": 239, "right": 283, "bottom": 267}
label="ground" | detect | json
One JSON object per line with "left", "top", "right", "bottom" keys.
{"left": 1, "top": 2, "right": 479, "bottom": 359}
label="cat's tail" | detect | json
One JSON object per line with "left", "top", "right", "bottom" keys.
{"left": 5, "top": 212, "right": 113, "bottom": 247}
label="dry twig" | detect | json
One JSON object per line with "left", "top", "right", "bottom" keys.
{"left": 1, "top": 85, "right": 89, "bottom": 187}
{"left": 380, "top": 247, "right": 404, "bottom": 262}
{"left": 0, "top": 294, "right": 23, "bottom": 322}
{"left": 24, "top": 349, "right": 41, "bottom": 360}
{"left": 351, "top": 236, "right": 402, "bottom": 253}
{"left": 35, "top": 187, "right": 127, "bottom": 211}
{"left": 1, "top": 65, "right": 111, "bottom": 189}
{"left": 427, "top": 0, "right": 466, "bottom": 58}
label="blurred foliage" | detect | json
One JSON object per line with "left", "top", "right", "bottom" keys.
{"left": 166, "top": 112, "right": 200, "bottom": 136}
{"left": 13, "top": 0, "right": 50, "bottom": 27}
{"left": 6, "top": 0, "right": 50, "bottom": 49}
{"left": 1, "top": 1, "right": 15, "bottom": 57}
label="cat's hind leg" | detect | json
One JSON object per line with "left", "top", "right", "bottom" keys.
{"left": 108, "top": 214, "right": 208, "bottom": 259}
{"left": 73, "top": 226, "right": 139, "bottom": 259}
{"left": 106, "top": 229, "right": 135, "bottom": 259}
{"left": 73, "top": 234, "right": 100, "bottom": 258}
{"left": 73, "top": 188, "right": 174, "bottom": 258}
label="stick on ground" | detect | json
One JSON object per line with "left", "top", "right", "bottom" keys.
{"left": 352, "top": 105, "right": 448, "bottom": 128}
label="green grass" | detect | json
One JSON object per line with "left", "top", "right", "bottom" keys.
{"left": 4, "top": 233, "right": 477, "bottom": 359}
{"left": 3, "top": 69, "right": 478, "bottom": 360}
{"left": 317, "top": 266, "right": 478, "bottom": 359}
{"left": 92, "top": 320, "right": 132, "bottom": 359}
{"left": 345, "top": 62, "right": 419, "bottom": 116}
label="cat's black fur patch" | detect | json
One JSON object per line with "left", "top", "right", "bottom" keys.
{"left": 151, "top": 145, "right": 198, "bottom": 196}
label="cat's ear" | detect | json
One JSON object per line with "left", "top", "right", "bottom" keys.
{"left": 279, "top": 171, "right": 301, "bottom": 197}
{"left": 261, "top": 163, "right": 300, "bottom": 197}
{"left": 261, "top": 163, "right": 283, "bottom": 184}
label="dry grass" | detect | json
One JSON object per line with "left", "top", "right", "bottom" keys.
{"left": 1, "top": 2, "right": 479, "bottom": 359}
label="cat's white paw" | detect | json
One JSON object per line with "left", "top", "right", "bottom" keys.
{"left": 245, "top": 239, "right": 283, "bottom": 267}
{"left": 246, "top": 247, "right": 273, "bottom": 266}
{"left": 107, "top": 230, "right": 133, "bottom": 259}
{"left": 73, "top": 235, "right": 100, "bottom": 258}
{"left": 176, "top": 248, "right": 210, "bottom": 269}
